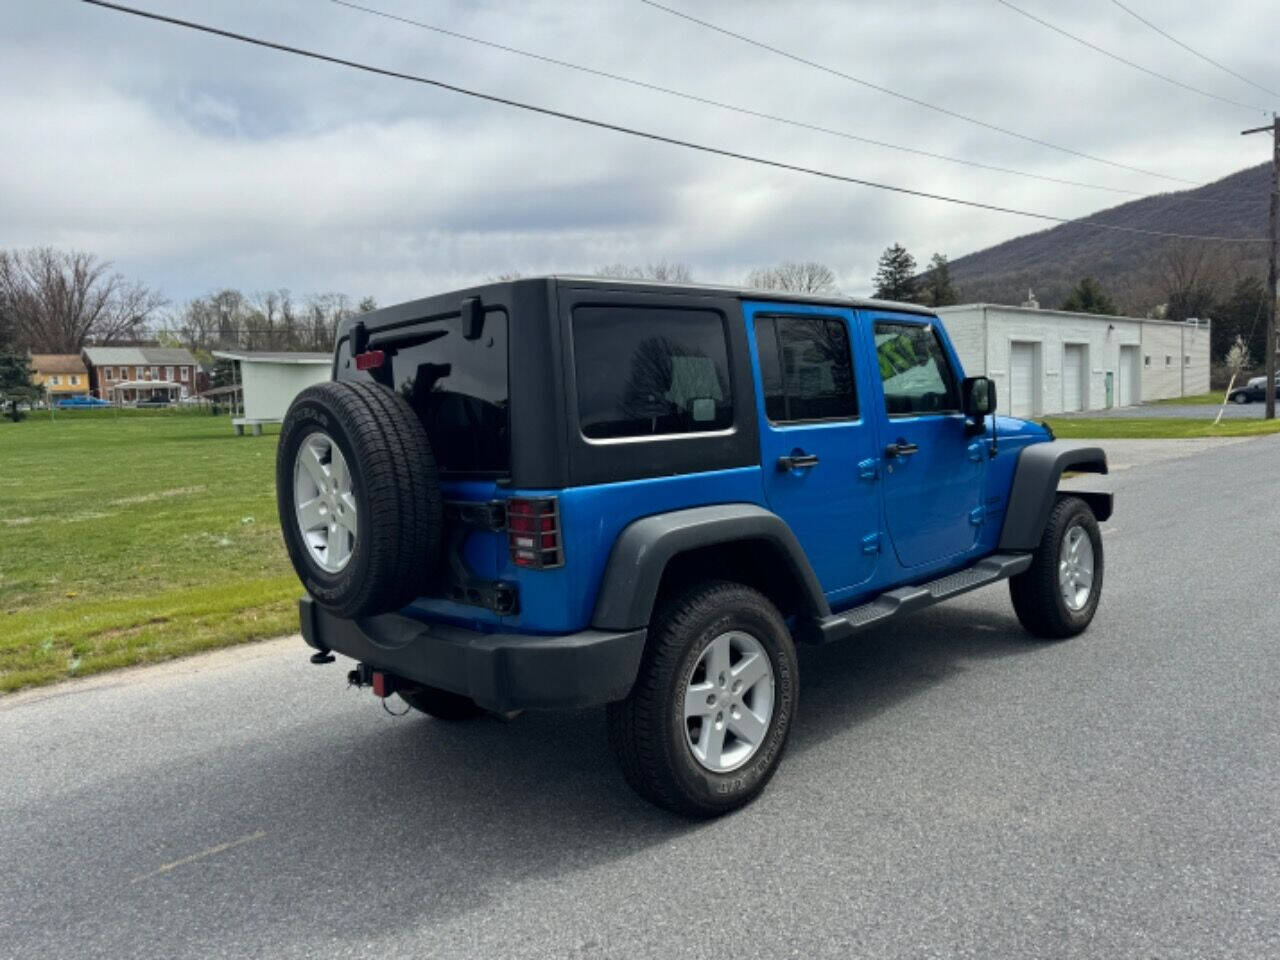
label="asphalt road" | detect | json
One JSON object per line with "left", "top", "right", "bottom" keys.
{"left": 4, "top": 436, "right": 1280, "bottom": 960}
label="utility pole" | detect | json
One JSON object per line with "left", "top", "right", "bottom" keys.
{"left": 1242, "top": 113, "right": 1278, "bottom": 420}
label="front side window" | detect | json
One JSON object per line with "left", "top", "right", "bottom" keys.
{"left": 874, "top": 321, "right": 959, "bottom": 416}
{"left": 755, "top": 315, "right": 857, "bottom": 423}
{"left": 573, "top": 306, "right": 733, "bottom": 440}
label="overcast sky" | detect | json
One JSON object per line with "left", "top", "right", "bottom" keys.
{"left": 3, "top": 0, "right": 1277, "bottom": 306}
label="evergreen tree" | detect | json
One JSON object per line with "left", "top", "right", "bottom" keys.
{"left": 921, "top": 252, "right": 957, "bottom": 307}
{"left": 872, "top": 244, "right": 917, "bottom": 302}
{"left": 0, "top": 352, "right": 37, "bottom": 422}
{"left": 1213, "top": 275, "right": 1268, "bottom": 366}
{"left": 1061, "top": 277, "right": 1116, "bottom": 315}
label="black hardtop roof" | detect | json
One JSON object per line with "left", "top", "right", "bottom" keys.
{"left": 345, "top": 275, "right": 935, "bottom": 335}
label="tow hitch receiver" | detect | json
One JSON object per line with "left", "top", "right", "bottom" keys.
{"left": 347, "top": 663, "right": 398, "bottom": 698}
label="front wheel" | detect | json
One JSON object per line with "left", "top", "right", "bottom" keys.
{"left": 606, "top": 581, "right": 798, "bottom": 818}
{"left": 1009, "top": 495, "right": 1104, "bottom": 639}
{"left": 1232, "top": 392, "right": 1249, "bottom": 404}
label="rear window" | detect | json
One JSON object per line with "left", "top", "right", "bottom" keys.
{"left": 378, "top": 308, "right": 509, "bottom": 475}
{"left": 572, "top": 305, "right": 733, "bottom": 440}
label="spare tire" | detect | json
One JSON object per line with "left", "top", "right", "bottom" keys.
{"left": 276, "top": 380, "right": 443, "bottom": 619}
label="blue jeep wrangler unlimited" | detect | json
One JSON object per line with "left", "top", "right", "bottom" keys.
{"left": 279, "top": 277, "right": 1111, "bottom": 816}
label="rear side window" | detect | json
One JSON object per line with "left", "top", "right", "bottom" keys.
{"left": 379, "top": 309, "right": 510, "bottom": 475}
{"left": 755, "top": 315, "right": 858, "bottom": 423}
{"left": 572, "top": 306, "right": 733, "bottom": 440}
{"left": 874, "top": 321, "right": 959, "bottom": 416}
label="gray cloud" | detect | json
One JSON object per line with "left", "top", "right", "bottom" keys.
{"left": 3, "top": 0, "right": 1275, "bottom": 304}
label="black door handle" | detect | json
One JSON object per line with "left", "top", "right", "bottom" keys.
{"left": 777, "top": 452, "right": 820, "bottom": 471}
{"left": 885, "top": 441, "right": 919, "bottom": 458}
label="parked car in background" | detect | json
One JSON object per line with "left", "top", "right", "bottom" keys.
{"left": 55, "top": 395, "right": 110, "bottom": 409}
{"left": 1230, "top": 375, "right": 1280, "bottom": 404}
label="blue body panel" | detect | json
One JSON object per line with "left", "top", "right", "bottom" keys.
{"left": 403, "top": 304, "right": 1053, "bottom": 636}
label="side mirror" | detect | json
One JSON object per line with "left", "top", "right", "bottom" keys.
{"left": 963, "top": 376, "right": 996, "bottom": 421}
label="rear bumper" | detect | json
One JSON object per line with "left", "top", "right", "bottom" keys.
{"left": 299, "top": 596, "right": 647, "bottom": 712}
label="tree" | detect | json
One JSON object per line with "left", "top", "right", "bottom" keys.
{"left": 1061, "top": 277, "right": 1116, "bottom": 315}
{"left": 745, "top": 261, "right": 838, "bottom": 294}
{"left": 919, "top": 252, "right": 957, "bottom": 307}
{"left": 357, "top": 296, "right": 378, "bottom": 314}
{"left": 1224, "top": 335, "right": 1252, "bottom": 379}
{"left": 1213, "top": 275, "right": 1268, "bottom": 367}
{"left": 0, "top": 247, "right": 165, "bottom": 351}
{"left": 872, "top": 244, "right": 917, "bottom": 302}
{"left": 1160, "top": 241, "right": 1226, "bottom": 323}
{"left": 595, "top": 261, "right": 693, "bottom": 283}
{"left": 0, "top": 352, "right": 37, "bottom": 422}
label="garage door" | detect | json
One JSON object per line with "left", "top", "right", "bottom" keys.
{"left": 1118, "top": 345, "right": 1140, "bottom": 406}
{"left": 1010, "top": 342, "right": 1036, "bottom": 417}
{"left": 1063, "top": 344, "right": 1085, "bottom": 412}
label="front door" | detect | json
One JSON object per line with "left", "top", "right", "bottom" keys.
{"left": 871, "top": 316, "right": 986, "bottom": 568}
{"left": 748, "top": 304, "right": 880, "bottom": 596}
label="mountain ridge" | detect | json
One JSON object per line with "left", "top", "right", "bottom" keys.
{"left": 948, "top": 163, "right": 1271, "bottom": 315}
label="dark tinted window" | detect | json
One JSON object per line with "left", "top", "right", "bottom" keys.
{"left": 874, "top": 321, "right": 959, "bottom": 416}
{"left": 573, "top": 306, "right": 733, "bottom": 440}
{"left": 755, "top": 315, "right": 858, "bottom": 422}
{"left": 381, "top": 309, "right": 509, "bottom": 474}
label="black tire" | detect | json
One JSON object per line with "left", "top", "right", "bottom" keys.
{"left": 276, "top": 381, "right": 443, "bottom": 619}
{"left": 1009, "top": 495, "right": 1103, "bottom": 640}
{"left": 399, "top": 686, "right": 486, "bottom": 721}
{"left": 606, "top": 581, "right": 798, "bottom": 818}
{"left": 1232, "top": 392, "right": 1249, "bottom": 404}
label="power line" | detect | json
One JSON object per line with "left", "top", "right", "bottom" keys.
{"left": 1108, "top": 0, "right": 1280, "bottom": 101}
{"left": 81, "top": 0, "right": 1269, "bottom": 245}
{"left": 330, "top": 0, "right": 1261, "bottom": 206}
{"left": 637, "top": 0, "right": 1198, "bottom": 185}
{"left": 994, "top": 0, "right": 1268, "bottom": 114}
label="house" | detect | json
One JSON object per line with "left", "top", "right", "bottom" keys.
{"left": 29, "top": 354, "right": 90, "bottom": 398}
{"left": 935, "top": 302, "right": 1210, "bottom": 416}
{"left": 80, "top": 346, "right": 200, "bottom": 404}
{"left": 210, "top": 351, "right": 332, "bottom": 434}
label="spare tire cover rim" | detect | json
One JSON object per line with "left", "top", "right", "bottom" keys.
{"left": 293, "top": 431, "right": 357, "bottom": 573}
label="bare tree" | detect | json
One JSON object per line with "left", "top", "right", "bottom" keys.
{"left": 745, "top": 261, "right": 838, "bottom": 294}
{"left": 595, "top": 261, "right": 693, "bottom": 283}
{"left": 0, "top": 247, "right": 166, "bottom": 351}
{"left": 1160, "top": 241, "right": 1228, "bottom": 322}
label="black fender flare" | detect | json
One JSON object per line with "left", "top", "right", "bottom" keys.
{"left": 590, "top": 503, "right": 830, "bottom": 631}
{"left": 998, "top": 444, "right": 1112, "bottom": 551}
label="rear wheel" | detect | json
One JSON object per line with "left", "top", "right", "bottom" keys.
{"left": 1009, "top": 495, "right": 1103, "bottom": 639}
{"left": 399, "top": 686, "right": 486, "bottom": 721}
{"left": 607, "top": 581, "right": 797, "bottom": 818}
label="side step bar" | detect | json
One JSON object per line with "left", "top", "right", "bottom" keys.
{"left": 803, "top": 552, "right": 1033, "bottom": 645}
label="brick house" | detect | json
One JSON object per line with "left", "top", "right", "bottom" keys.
{"left": 81, "top": 346, "right": 200, "bottom": 403}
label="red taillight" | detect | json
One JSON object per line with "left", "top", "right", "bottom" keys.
{"left": 354, "top": 349, "right": 385, "bottom": 371}
{"left": 507, "top": 497, "right": 563, "bottom": 569}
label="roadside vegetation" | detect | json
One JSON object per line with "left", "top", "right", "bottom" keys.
{"left": 1044, "top": 417, "right": 1280, "bottom": 439}
{"left": 0, "top": 410, "right": 295, "bottom": 692}
{"left": 1149, "top": 391, "right": 1229, "bottom": 406}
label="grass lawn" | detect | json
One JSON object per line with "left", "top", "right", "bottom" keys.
{"left": 0, "top": 410, "right": 297, "bottom": 692}
{"left": 1044, "top": 417, "right": 1280, "bottom": 439}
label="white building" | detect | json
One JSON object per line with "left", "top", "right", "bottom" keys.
{"left": 935, "top": 302, "right": 1210, "bottom": 417}
{"left": 211, "top": 351, "right": 332, "bottom": 434}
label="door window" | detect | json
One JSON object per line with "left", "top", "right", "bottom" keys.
{"left": 755, "top": 316, "right": 857, "bottom": 423}
{"left": 874, "top": 321, "right": 959, "bottom": 416}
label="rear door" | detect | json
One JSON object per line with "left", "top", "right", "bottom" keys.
{"left": 870, "top": 315, "right": 986, "bottom": 569}
{"left": 747, "top": 303, "right": 880, "bottom": 595}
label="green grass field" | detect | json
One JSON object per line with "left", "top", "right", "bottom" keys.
{"left": 0, "top": 410, "right": 297, "bottom": 692}
{"left": 1149, "top": 391, "right": 1230, "bottom": 406}
{"left": 1043, "top": 417, "right": 1280, "bottom": 439}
